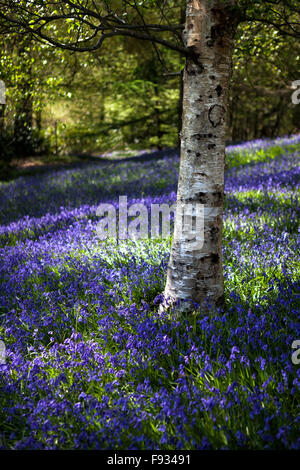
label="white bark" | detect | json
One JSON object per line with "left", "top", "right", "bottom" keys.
{"left": 163, "top": 0, "right": 238, "bottom": 313}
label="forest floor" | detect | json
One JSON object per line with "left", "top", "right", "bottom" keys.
{"left": 0, "top": 135, "right": 299, "bottom": 449}
{"left": 0, "top": 148, "right": 176, "bottom": 182}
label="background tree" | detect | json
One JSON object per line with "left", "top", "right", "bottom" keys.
{"left": 0, "top": 32, "right": 68, "bottom": 163}
{"left": 1, "top": 2, "right": 298, "bottom": 153}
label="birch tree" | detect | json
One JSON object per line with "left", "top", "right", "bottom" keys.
{"left": 164, "top": 1, "right": 239, "bottom": 312}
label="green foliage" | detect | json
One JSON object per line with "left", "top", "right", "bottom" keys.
{"left": 229, "top": 18, "right": 300, "bottom": 141}
{"left": 0, "top": 0, "right": 299, "bottom": 157}
{"left": 226, "top": 143, "right": 299, "bottom": 168}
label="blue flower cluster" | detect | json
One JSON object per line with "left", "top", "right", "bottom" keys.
{"left": 0, "top": 135, "right": 299, "bottom": 449}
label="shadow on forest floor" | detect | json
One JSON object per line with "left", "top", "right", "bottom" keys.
{"left": 0, "top": 148, "right": 178, "bottom": 182}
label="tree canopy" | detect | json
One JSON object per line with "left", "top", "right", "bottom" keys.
{"left": 0, "top": 1, "right": 299, "bottom": 161}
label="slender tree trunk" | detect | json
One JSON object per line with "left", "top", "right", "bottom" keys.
{"left": 14, "top": 41, "right": 34, "bottom": 158}
{"left": 14, "top": 94, "right": 33, "bottom": 157}
{"left": 0, "top": 104, "right": 5, "bottom": 135}
{"left": 36, "top": 108, "right": 42, "bottom": 132}
{"left": 154, "top": 83, "right": 163, "bottom": 150}
{"left": 163, "top": 0, "right": 238, "bottom": 313}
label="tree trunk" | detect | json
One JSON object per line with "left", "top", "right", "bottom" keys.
{"left": 177, "top": 69, "right": 184, "bottom": 148}
{"left": 154, "top": 83, "right": 163, "bottom": 150}
{"left": 0, "top": 104, "right": 5, "bottom": 135}
{"left": 14, "top": 95, "right": 33, "bottom": 157}
{"left": 163, "top": 0, "right": 238, "bottom": 313}
{"left": 14, "top": 41, "right": 33, "bottom": 158}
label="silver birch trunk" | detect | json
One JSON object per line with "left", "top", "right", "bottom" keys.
{"left": 163, "top": 0, "right": 238, "bottom": 313}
